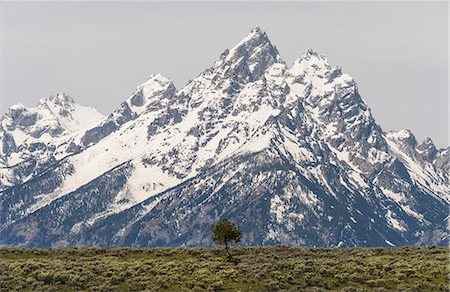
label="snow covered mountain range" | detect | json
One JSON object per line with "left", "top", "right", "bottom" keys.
{"left": 1, "top": 27, "right": 448, "bottom": 247}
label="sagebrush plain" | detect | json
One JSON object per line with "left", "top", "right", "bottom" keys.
{"left": 0, "top": 246, "right": 448, "bottom": 291}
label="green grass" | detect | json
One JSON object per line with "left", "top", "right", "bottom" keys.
{"left": 0, "top": 246, "right": 448, "bottom": 291}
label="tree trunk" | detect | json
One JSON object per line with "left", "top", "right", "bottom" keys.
{"left": 224, "top": 240, "right": 230, "bottom": 260}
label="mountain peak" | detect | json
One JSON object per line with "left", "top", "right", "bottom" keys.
{"left": 417, "top": 137, "right": 436, "bottom": 151}
{"left": 291, "top": 49, "right": 331, "bottom": 77}
{"left": 387, "top": 130, "right": 418, "bottom": 149}
{"left": 38, "top": 93, "right": 76, "bottom": 110}
{"left": 226, "top": 26, "right": 281, "bottom": 59}
{"left": 3, "top": 103, "right": 29, "bottom": 123}
{"left": 304, "top": 48, "right": 321, "bottom": 57}
{"left": 417, "top": 137, "right": 437, "bottom": 159}
{"left": 299, "top": 48, "right": 329, "bottom": 64}
{"left": 49, "top": 93, "right": 73, "bottom": 102}
{"left": 241, "top": 25, "right": 267, "bottom": 43}
{"left": 387, "top": 129, "right": 414, "bottom": 140}
{"left": 137, "top": 74, "right": 175, "bottom": 94}
{"left": 129, "top": 73, "right": 176, "bottom": 108}
{"left": 7, "top": 103, "right": 26, "bottom": 111}
{"left": 218, "top": 26, "right": 283, "bottom": 82}
{"left": 250, "top": 25, "right": 263, "bottom": 34}
{"left": 421, "top": 137, "right": 434, "bottom": 146}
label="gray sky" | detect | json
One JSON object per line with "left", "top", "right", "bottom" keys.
{"left": 1, "top": 1, "right": 448, "bottom": 147}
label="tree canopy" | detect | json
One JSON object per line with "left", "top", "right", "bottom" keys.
{"left": 211, "top": 219, "right": 242, "bottom": 259}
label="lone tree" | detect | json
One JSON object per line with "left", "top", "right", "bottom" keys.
{"left": 211, "top": 219, "right": 242, "bottom": 260}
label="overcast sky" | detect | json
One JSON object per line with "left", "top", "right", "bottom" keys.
{"left": 1, "top": 1, "right": 448, "bottom": 147}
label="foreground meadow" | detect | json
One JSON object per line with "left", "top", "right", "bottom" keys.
{"left": 0, "top": 246, "right": 448, "bottom": 291}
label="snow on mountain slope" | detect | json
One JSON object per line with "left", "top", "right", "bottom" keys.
{"left": 0, "top": 26, "right": 285, "bottom": 221}
{"left": 0, "top": 74, "right": 177, "bottom": 191}
{"left": 0, "top": 94, "right": 103, "bottom": 189}
{"left": 0, "top": 93, "right": 103, "bottom": 164}
{"left": 77, "top": 74, "right": 176, "bottom": 150}
{"left": 385, "top": 131, "right": 449, "bottom": 203}
{"left": 0, "top": 27, "right": 448, "bottom": 248}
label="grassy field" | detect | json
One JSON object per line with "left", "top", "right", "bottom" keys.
{"left": 0, "top": 246, "right": 448, "bottom": 291}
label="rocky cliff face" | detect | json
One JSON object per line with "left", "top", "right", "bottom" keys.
{"left": 0, "top": 27, "right": 448, "bottom": 247}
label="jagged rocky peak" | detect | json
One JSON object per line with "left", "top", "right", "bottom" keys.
{"left": 299, "top": 48, "right": 329, "bottom": 65}
{"left": 387, "top": 130, "right": 418, "bottom": 148}
{"left": 227, "top": 26, "right": 282, "bottom": 61}
{"left": 5, "top": 102, "right": 26, "bottom": 113}
{"left": 434, "top": 148, "right": 450, "bottom": 172}
{"left": 215, "top": 26, "right": 284, "bottom": 82}
{"left": 1, "top": 93, "right": 103, "bottom": 136}
{"left": 2, "top": 103, "right": 38, "bottom": 130}
{"left": 291, "top": 48, "right": 333, "bottom": 77}
{"left": 3, "top": 93, "right": 75, "bottom": 126}
{"left": 37, "top": 93, "right": 81, "bottom": 120}
{"left": 418, "top": 137, "right": 436, "bottom": 150}
{"left": 3, "top": 103, "right": 24, "bottom": 118}
{"left": 180, "top": 26, "right": 285, "bottom": 102}
{"left": 129, "top": 74, "right": 176, "bottom": 108}
{"left": 0, "top": 92, "right": 104, "bottom": 171}
{"left": 288, "top": 48, "right": 361, "bottom": 113}
{"left": 38, "top": 93, "right": 75, "bottom": 108}
{"left": 289, "top": 48, "right": 352, "bottom": 96}
{"left": 79, "top": 74, "right": 175, "bottom": 149}
{"left": 136, "top": 74, "right": 175, "bottom": 100}
{"left": 417, "top": 137, "right": 438, "bottom": 161}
